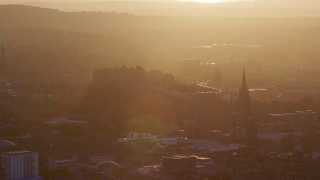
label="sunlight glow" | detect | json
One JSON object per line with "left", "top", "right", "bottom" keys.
{"left": 179, "top": 0, "right": 228, "bottom": 3}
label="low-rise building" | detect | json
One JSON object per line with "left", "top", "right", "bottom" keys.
{"left": 89, "top": 154, "right": 116, "bottom": 165}
{"left": 128, "top": 132, "right": 157, "bottom": 141}
{"left": 1, "top": 151, "right": 39, "bottom": 180}
{"left": 48, "top": 154, "right": 79, "bottom": 170}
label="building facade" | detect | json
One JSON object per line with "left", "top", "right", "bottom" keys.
{"left": 47, "top": 154, "right": 79, "bottom": 170}
{"left": 1, "top": 151, "right": 39, "bottom": 180}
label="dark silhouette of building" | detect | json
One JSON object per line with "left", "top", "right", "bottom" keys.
{"left": 238, "top": 69, "right": 255, "bottom": 147}
{"left": 239, "top": 69, "right": 251, "bottom": 117}
{"left": 0, "top": 45, "right": 8, "bottom": 76}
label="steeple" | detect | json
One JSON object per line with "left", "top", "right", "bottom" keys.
{"left": 239, "top": 69, "right": 250, "bottom": 115}
{"left": 238, "top": 69, "right": 255, "bottom": 147}
{"left": 241, "top": 69, "right": 247, "bottom": 90}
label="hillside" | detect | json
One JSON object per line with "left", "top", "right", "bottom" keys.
{"left": 2, "top": 0, "right": 320, "bottom": 17}
{"left": 1, "top": 5, "right": 320, "bottom": 78}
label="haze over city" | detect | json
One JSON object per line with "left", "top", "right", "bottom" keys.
{"left": 1, "top": 0, "right": 320, "bottom": 16}
{"left": 0, "top": 0, "right": 320, "bottom": 179}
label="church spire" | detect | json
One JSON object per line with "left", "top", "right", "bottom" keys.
{"left": 241, "top": 69, "right": 247, "bottom": 90}
{"left": 239, "top": 69, "right": 250, "bottom": 115}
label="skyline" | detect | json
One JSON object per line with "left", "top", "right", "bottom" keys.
{"left": 0, "top": 0, "right": 317, "bottom": 6}
{"left": 1, "top": 0, "right": 320, "bottom": 179}
{"left": 1, "top": 0, "right": 320, "bottom": 17}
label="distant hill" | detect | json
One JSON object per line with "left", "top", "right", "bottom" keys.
{"left": 1, "top": 5, "right": 320, "bottom": 75}
{"left": 0, "top": 5, "right": 134, "bottom": 30}
{"left": 2, "top": 0, "right": 320, "bottom": 17}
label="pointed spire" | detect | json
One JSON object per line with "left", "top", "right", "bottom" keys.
{"left": 239, "top": 68, "right": 250, "bottom": 115}
{"left": 242, "top": 68, "right": 246, "bottom": 82}
{"left": 241, "top": 68, "right": 247, "bottom": 90}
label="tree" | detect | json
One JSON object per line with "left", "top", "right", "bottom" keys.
{"left": 127, "top": 114, "right": 165, "bottom": 135}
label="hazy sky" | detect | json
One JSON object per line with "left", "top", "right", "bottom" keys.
{"left": 1, "top": 0, "right": 319, "bottom": 11}
{"left": 0, "top": 0, "right": 317, "bottom": 5}
{"left": 1, "top": 0, "right": 249, "bottom": 2}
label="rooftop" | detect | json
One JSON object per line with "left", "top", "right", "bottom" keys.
{"left": 3, "top": 151, "right": 34, "bottom": 156}
{"left": 163, "top": 154, "right": 210, "bottom": 161}
{"left": 0, "top": 140, "right": 15, "bottom": 148}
